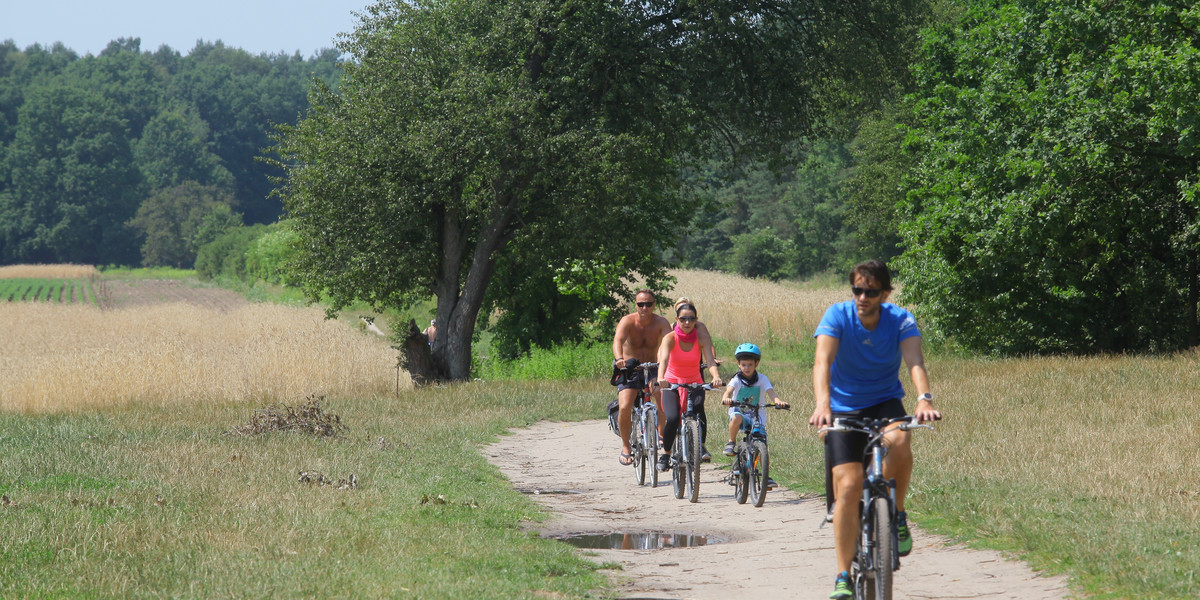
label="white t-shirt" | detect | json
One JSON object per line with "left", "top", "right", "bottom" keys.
{"left": 726, "top": 373, "right": 774, "bottom": 428}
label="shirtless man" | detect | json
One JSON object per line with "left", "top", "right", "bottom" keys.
{"left": 612, "top": 289, "right": 672, "bottom": 465}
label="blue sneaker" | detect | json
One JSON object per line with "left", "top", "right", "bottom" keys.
{"left": 897, "top": 511, "right": 912, "bottom": 556}
{"left": 829, "top": 571, "right": 852, "bottom": 599}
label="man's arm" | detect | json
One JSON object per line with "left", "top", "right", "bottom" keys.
{"left": 900, "top": 336, "right": 940, "bottom": 423}
{"left": 809, "top": 334, "right": 839, "bottom": 429}
{"left": 612, "top": 316, "right": 630, "bottom": 368}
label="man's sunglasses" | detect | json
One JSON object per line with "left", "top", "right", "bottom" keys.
{"left": 636, "top": 301, "right": 655, "bottom": 308}
{"left": 852, "top": 287, "right": 884, "bottom": 298}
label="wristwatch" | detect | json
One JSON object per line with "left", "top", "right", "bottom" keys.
{"left": 917, "top": 392, "right": 934, "bottom": 403}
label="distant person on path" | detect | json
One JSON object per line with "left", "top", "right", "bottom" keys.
{"left": 612, "top": 289, "right": 672, "bottom": 465}
{"left": 809, "top": 259, "right": 942, "bottom": 599}
{"left": 423, "top": 320, "right": 437, "bottom": 347}
{"left": 655, "top": 301, "right": 723, "bottom": 472}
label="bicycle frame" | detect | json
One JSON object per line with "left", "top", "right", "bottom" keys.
{"left": 665, "top": 382, "right": 713, "bottom": 503}
{"left": 628, "top": 362, "right": 660, "bottom": 487}
{"left": 821, "top": 415, "right": 933, "bottom": 600}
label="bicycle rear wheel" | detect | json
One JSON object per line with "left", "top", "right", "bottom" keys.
{"left": 631, "top": 407, "right": 646, "bottom": 486}
{"left": 864, "top": 496, "right": 894, "bottom": 600}
{"left": 685, "top": 417, "right": 701, "bottom": 503}
{"left": 748, "top": 439, "right": 769, "bottom": 507}
{"left": 646, "top": 408, "right": 659, "bottom": 488}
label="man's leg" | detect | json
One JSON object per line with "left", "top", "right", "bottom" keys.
{"left": 831, "top": 462, "right": 864, "bottom": 574}
{"left": 618, "top": 387, "right": 638, "bottom": 458}
{"left": 882, "top": 428, "right": 913, "bottom": 511}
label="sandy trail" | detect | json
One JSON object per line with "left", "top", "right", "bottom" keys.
{"left": 485, "top": 420, "right": 1071, "bottom": 600}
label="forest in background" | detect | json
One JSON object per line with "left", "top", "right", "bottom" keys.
{"left": 0, "top": 38, "right": 341, "bottom": 266}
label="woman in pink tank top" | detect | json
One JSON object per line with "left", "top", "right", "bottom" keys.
{"left": 654, "top": 302, "right": 723, "bottom": 472}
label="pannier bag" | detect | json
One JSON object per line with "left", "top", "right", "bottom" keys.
{"left": 607, "top": 399, "right": 621, "bottom": 436}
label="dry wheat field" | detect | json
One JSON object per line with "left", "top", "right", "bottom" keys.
{"left": 1, "top": 269, "right": 407, "bottom": 413}
{"left": 666, "top": 269, "right": 851, "bottom": 343}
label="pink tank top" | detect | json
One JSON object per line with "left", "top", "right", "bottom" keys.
{"left": 664, "top": 336, "right": 703, "bottom": 384}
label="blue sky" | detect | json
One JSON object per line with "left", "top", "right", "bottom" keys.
{"left": 3, "top": 0, "right": 374, "bottom": 57}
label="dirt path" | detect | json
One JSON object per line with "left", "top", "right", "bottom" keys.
{"left": 486, "top": 420, "right": 1071, "bottom": 600}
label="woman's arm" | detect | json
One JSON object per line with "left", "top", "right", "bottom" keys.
{"left": 655, "top": 332, "right": 675, "bottom": 385}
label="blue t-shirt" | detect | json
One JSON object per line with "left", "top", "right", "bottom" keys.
{"left": 814, "top": 301, "right": 921, "bottom": 412}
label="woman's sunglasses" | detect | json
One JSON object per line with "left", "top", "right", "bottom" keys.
{"left": 851, "top": 287, "right": 884, "bottom": 298}
{"left": 677, "top": 316, "right": 697, "bottom": 322}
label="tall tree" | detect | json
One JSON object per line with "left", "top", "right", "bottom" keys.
{"left": 1, "top": 81, "right": 142, "bottom": 264}
{"left": 128, "top": 182, "right": 236, "bottom": 267}
{"left": 274, "top": 0, "right": 922, "bottom": 381}
{"left": 897, "top": 0, "right": 1200, "bottom": 353}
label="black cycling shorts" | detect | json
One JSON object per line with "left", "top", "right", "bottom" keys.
{"left": 617, "top": 366, "right": 657, "bottom": 393}
{"left": 825, "top": 398, "right": 906, "bottom": 468}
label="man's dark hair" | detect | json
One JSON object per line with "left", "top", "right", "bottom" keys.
{"left": 850, "top": 260, "right": 893, "bottom": 291}
{"left": 634, "top": 289, "right": 655, "bottom": 300}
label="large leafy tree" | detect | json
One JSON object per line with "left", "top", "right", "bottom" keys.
{"left": 274, "top": 0, "right": 922, "bottom": 380}
{"left": 897, "top": 0, "right": 1200, "bottom": 353}
{"left": 0, "top": 81, "right": 142, "bottom": 264}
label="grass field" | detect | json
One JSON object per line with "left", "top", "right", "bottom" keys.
{"left": 0, "top": 266, "right": 1197, "bottom": 598}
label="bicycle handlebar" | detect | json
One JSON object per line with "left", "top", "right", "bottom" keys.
{"left": 818, "top": 415, "right": 934, "bottom": 436}
{"left": 728, "top": 400, "right": 790, "bottom": 411}
{"left": 663, "top": 382, "right": 718, "bottom": 392}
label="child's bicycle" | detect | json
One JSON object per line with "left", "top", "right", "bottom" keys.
{"left": 726, "top": 399, "right": 789, "bottom": 507}
{"left": 663, "top": 381, "right": 716, "bottom": 503}
{"left": 820, "top": 415, "right": 934, "bottom": 600}
{"left": 624, "top": 360, "right": 660, "bottom": 488}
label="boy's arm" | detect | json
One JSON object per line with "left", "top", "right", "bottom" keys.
{"left": 765, "top": 387, "right": 787, "bottom": 407}
{"left": 722, "top": 383, "right": 735, "bottom": 405}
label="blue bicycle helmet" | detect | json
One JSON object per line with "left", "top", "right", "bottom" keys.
{"left": 734, "top": 343, "right": 761, "bottom": 360}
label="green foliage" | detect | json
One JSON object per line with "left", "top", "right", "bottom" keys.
{"left": 0, "top": 38, "right": 341, "bottom": 266}
{"left": 244, "top": 224, "right": 298, "bottom": 286}
{"left": 193, "top": 223, "right": 267, "bottom": 281}
{"left": 273, "top": 0, "right": 919, "bottom": 380}
{"left": 127, "top": 182, "right": 237, "bottom": 268}
{"left": 898, "top": 0, "right": 1200, "bottom": 354}
{"left": 727, "top": 230, "right": 796, "bottom": 281}
{"left": 1, "top": 79, "right": 143, "bottom": 264}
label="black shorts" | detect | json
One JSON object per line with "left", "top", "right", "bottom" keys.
{"left": 616, "top": 366, "right": 657, "bottom": 393}
{"left": 825, "top": 398, "right": 907, "bottom": 468}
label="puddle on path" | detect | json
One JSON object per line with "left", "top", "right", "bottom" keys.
{"left": 517, "top": 488, "right": 583, "bottom": 495}
{"left": 547, "top": 532, "right": 722, "bottom": 550}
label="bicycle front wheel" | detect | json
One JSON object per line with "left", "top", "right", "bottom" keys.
{"left": 671, "top": 433, "right": 685, "bottom": 499}
{"left": 685, "top": 417, "right": 702, "bottom": 503}
{"left": 631, "top": 408, "right": 646, "bottom": 486}
{"left": 865, "top": 496, "right": 894, "bottom": 600}
{"left": 733, "top": 445, "right": 749, "bottom": 504}
{"left": 646, "top": 408, "right": 659, "bottom": 488}
{"left": 748, "top": 439, "right": 769, "bottom": 508}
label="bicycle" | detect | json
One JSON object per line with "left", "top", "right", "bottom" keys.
{"left": 726, "top": 399, "right": 789, "bottom": 507}
{"left": 623, "top": 360, "right": 660, "bottom": 488}
{"left": 662, "top": 381, "right": 715, "bottom": 503}
{"left": 820, "top": 415, "right": 934, "bottom": 600}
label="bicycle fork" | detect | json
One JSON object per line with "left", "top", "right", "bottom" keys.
{"left": 860, "top": 445, "right": 899, "bottom": 573}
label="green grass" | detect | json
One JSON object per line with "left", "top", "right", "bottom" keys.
{"left": 99, "top": 266, "right": 198, "bottom": 280}
{"left": 0, "top": 386, "right": 611, "bottom": 599}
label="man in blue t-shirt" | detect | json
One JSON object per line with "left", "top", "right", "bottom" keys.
{"left": 809, "top": 259, "right": 942, "bottom": 599}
